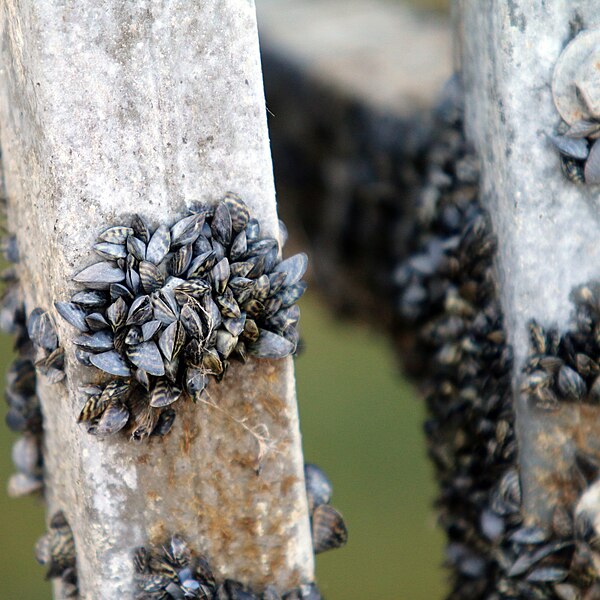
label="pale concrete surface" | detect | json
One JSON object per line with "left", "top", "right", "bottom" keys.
{"left": 0, "top": 1, "right": 313, "bottom": 597}
{"left": 457, "top": 1, "right": 600, "bottom": 525}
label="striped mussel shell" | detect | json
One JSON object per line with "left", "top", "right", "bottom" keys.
{"left": 135, "top": 534, "right": 322, "bottom": 599}
{"left": 56, "top": 194, "right": 308, "bottom": 441}
{"left": 0, "top": 233, "right": 47, "bottom": 498}
{"left": 35, "top": 510, "right": 78, "bottom": 596}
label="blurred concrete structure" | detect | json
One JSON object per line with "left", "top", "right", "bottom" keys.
{"left": 259, "top": 0, "right": 451, "bottom": 350}
{"left": 456, "top": 0, "right": 600, "bottom": 535}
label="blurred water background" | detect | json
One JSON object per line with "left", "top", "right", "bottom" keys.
{"left": 0, "top": 0, "right": 449, "bottom": 598}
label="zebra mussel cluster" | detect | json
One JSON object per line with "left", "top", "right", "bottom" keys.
{"left": 265, "top": 50, "right": 600, "bottom": 595}
{"left": 522, "top": 284, "right": 600, "bottom": 411}
{"left": 134, "top": 535, "right": 320, "bottom": 600}
{"left": 391, "top": 81, "right": 576, "bottom": 597}
{"left": 55, "top": 194, "right": 307, "bottom": 440}
{"left": 515, "top": 297, "right": 600, "bottom": 597}
{"left": 35, "top": 510, "right": 78, "bottom": 597}
{"left": 393, "top": 79, "right": 600, "bottom": 598}
{"left": 0, "top": 235, "right": 46, "bottom": 498}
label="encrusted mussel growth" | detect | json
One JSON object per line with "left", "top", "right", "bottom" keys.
{"left": 393, "top": 81, "right": 535, "bottom": 598}
{"left": 304, "top": 463, "right": 348, "bottom": 555}
{"left": 263, "top": 43, "right": 431, "bottom": 327}
{"left": 35, "top": 510, "right": 78, "bottom": 597}
{"left": 522, "top": 286, "right": 600, "bottom": 411}
{"left": 0, "top": 234, "right": 46, "bottom": 498}
{"left": 516, "top": 285, "right": 600, "bottom": 597}
{"left": 548, "top": 125, "right": 594, "bottom": 185}
{"left": 55, "top": 194, "right": 307, "bottom": 440}
{"left": 134, "top": 535, "right": 320, "bottom": 600}
{"left": 550, "top": 26, "right": 600, "bottom": 185}
{"left": 395, "top": 78, "right": 600, "bottom": 598}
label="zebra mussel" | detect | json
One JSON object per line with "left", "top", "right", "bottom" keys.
{"left": 0, "top": 235, "right": 45, "bottom": 498}
{"left": 55, "top": 194, "right": 307, "bottom": 440}
{"left": 304, "top": 463, "right": 348, "bottom": 555}
{"left": 4, "top": 338, "right": 44, "bottom": 498}
{"left": 548, "top": 125, "right": 597, "bottom": 185}
{"left": 522, "top": 283, "right": 600, "bottom": 411}
{"left": 35, "top": 510, "right": 78, "bottom": 598}
{"left": 551, "top": 27, "right": 600, "bottom": 185}
{"left": 27, "top": 307, "right": 64, "bottom": 384}
{"left": 134, "top": 535, "right": 321, "bottom": 600}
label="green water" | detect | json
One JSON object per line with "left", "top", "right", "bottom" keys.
{"left": 0, "top": 351, "right": 50, "bottom": 599}
{"left": 0, "top": 297, "right": 445, "bottom": 599}
{"left": 297, "top": 299, "right": 445, "bottom": 599}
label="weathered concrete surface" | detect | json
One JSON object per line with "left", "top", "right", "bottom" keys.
{"left": 258, "top": 0, "right": 451, "bottom": 116}
{"left": 259, "top": 0, "right": 452, "bottom": 327}
{"left": 0, "top": 1, "right": 313, "bottom": 598}
{"left": 455, "top": 2, "right": 600, "bottom": 524}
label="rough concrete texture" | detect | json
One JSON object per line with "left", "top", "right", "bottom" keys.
{"left": 0, "top": 1, "right": 313, "bottom": 598}
{"left": 257, "top": 0, "right": 451, "bottom": 116}
{"left": 456, "top": 2, "right": 600, "bottom": 524}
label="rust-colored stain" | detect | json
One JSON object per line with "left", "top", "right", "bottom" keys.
{"left": 536, "top": 468, "right": 581, "bottom": 507}
{"left": 179, "top": 412, "right": 200, "bottom": 456}
{"left": 266, "top": 519, "right": 285, "bottom": 537}
{"left": 166, "top": 467, "right": 177, "bottom": 489}
{"left": 204, "top": 502, "right": 236, "bottom": 550}
{"left": 258, "top": 392, "right": 287, "bottom": 421}
{"left": 238, "top": 401, "right": 259, "bottom": 422}
{"left": 289, "top": 568, "right": 303, "bottom": 588}
{"left": 238, "top": 516, "right": 259, "bottom": 537}
{"left": 269, "top": 552, "right": 287, "bottom": 580}
{"left": 136, "top": 453, "right": 149, "bottom": 465}
{"left": 280, "top": 474, "right": 298, "bottom": 497}
{"left": 148, "top": 521, "right": 169, "bottom": 546}
{"left": 129, "top": 358, "right": 309, "bottom": 590}
{"left": 262, "top": 361, "right": 278, "bottom": 381}
{"left": 525, "top": 403, "right": 600, "bottom": 521}
{"left": 230, "top": 448, "right": 261, "bottom": 471}
{"left": 147, "top": 490, "right": 161, "bottom": 503}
